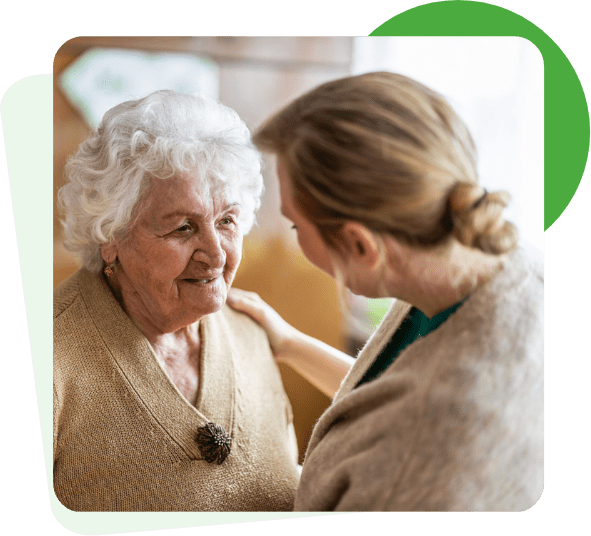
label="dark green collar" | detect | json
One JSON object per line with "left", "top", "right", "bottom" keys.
{"left": 356, "top": 298, "right": 467, "bottom": 388}
{"left": 414, "top": 298, "right": 466, "bottom": 338}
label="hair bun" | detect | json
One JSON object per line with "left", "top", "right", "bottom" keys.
{"left": 448, "top": 182, "right": 518, "bottom": 255}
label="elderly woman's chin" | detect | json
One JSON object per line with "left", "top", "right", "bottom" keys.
{"left": 178, "top": 275, "right": 231, "bottom": 318}
{"left": 146, "top": 277, "right": 233, "bottom": 332}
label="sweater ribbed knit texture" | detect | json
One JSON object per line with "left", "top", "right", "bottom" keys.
{"left": 295, "top": 244, "right": 544, "bottom": 511}
{"left": 53, "top": 268, "right": 300, "bottom": 511}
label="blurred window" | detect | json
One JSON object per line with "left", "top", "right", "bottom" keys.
{"left": 59, "top": 47, "right": 219, "bottom": 129}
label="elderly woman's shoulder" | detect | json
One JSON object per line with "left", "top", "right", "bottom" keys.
{"left": 218, "top": 303, "right": 269, "bottom": 338}
{"left": 213, "top": 304, "right": 278, "bottom": 362}
{"left": 54, "top": 269, "right": 85, "bottom": 320}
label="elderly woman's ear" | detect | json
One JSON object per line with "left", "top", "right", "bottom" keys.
{"left": 101, "top": 242, "right": 118, "bottom": 265}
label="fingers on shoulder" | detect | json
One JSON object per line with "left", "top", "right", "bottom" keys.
{"left": 228, "top": 287, "right": 261, "bottom": 300}
{"left": 228, "top": 288, "right": 263, "bottom": 302}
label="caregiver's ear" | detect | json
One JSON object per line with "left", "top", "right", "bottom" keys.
{"left": 101, "top": 241, "right": 118, "bottom": 265}
{"left": 340, "top": 221, "right": 381, "bottom": 269}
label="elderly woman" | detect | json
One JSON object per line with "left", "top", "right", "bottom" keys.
{"left": 53, "top": 90, "right": 300, "bottom": 511}
{"left": 228, "top": 72, "right": 543, "bottom": 511}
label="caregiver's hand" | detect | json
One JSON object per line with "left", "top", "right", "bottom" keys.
{"left": 227, "top": 288, "right": 355, "bottom": 399}
{"left": 226, "top": 288, "right": 300, "bottom": 361}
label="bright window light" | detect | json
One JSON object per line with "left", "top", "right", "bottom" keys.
{"left": 60, "top": 47, "right": 219, "bottom": 129}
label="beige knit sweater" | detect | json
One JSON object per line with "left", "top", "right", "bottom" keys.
{"left": 53, "top": 269, "right": 300, "bottom": 511}
{"left": 295, "top": 245, "right": 544, "bottom": 511}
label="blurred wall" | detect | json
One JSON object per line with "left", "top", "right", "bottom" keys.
{"left": 53, "top": 37, "right": 355, "bottom": 461}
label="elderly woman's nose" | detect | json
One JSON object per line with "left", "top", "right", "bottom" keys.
{"left": 192, "top": 232, "right": 226, "bottom": 268}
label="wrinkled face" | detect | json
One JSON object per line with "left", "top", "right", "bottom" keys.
{"left": 277, "top": 158, "right": 334, "bottom": 276}
{"left": 114, "top": 176, "right": 243, "bottom": 333}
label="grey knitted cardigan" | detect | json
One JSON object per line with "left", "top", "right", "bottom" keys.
{"left": 295, "top": 244, "right": 543, "bottom": 511}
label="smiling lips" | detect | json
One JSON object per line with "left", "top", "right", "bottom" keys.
{"left": 183, "top": 274, "right": 222, "bottom": 284}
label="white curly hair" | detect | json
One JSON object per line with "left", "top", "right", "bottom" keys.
{"left": 58, "top": 90, "right": 264, "bottom": 273}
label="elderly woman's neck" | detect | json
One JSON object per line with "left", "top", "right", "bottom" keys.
{"left": 383, "top": 239, "right": 507, "bottom": 319}
{"left": 105, "top": 270, "right": 201, "bottom": 345}
{"left": 131, "top": 311, "right": 201, "bottom": 350}
{"left": 105, "top": 270, "right": 203, "bottom": 405}
{"left": 146, "top": 323, "right": 201, "bottom": 359}
{"left": 143, "top": 318, "right": 202, "bottom": 407}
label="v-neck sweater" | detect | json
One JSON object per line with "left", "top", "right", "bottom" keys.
{"left": 53, "top": 268, "right": 300, "bottom": 511}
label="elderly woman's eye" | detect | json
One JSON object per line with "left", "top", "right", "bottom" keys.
{"left": 219, "top": 216, "right": 235, "bottom": 226}
{"left": 176, "top": 222, "right": 193, "bottom": 233}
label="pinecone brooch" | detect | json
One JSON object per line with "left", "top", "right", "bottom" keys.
{"left": 195, "top": 422, "right": 232, "bottom": 464}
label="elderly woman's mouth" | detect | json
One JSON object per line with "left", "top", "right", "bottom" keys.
{"left": 183, "top": 276, "right": 220, "bottom": 284}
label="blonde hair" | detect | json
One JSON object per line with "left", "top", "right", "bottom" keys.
{"left": 254, "top": 71, "right": 517, "bottom": 257}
